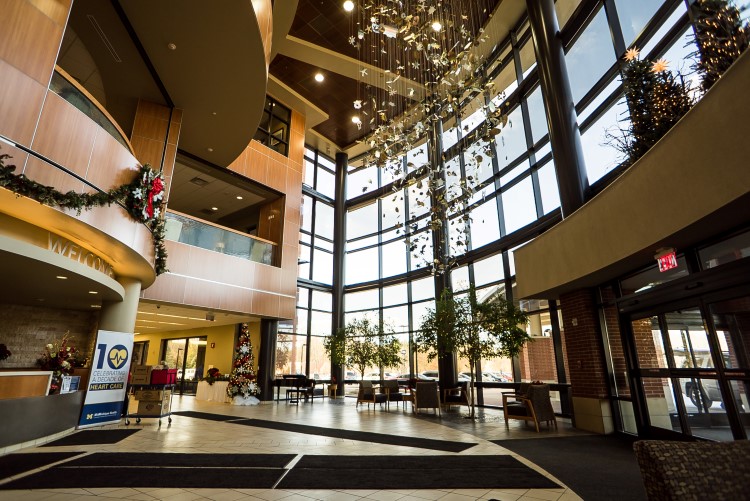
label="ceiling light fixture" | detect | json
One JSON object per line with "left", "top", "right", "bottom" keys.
{"left": 343, "top": 0, "right": 354, "bottom": 12}
{"left": 89, "top": 291, "right": 98, "bottom": 294}
{"left": 167, "top": 42, "right": 177, "bottom": 50}
{"left": 207, "top": 147, "right": 214, "bottom": 152}
{"left": 236, "top": 195, "right": 243, "bottom": 200}
{"left": 56, "top": 275, "right": 68, "bottom": 280}
{"left": 352, "top": 115, "right": 361, "bottom": 124}
{"left": 314, "top": 72, "right": 325, "bottom": 82}
{"left": 211, "top": 207, "right": 218, "bottom": 211}
{"left": 431, "top": 20, "right": 442, "bottom": 32}
{"left": 91, "top": 304, "right": 101, "bottom": 309}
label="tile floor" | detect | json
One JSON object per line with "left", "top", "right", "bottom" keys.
{"left": 0, "top": 395, "right": 587, "bottom": 501}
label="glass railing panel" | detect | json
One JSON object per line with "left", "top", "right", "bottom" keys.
{"left": 49, "top": 71, "right": 131, "bottom": 151}
{"left": 164, "top": 211, "right": 275, "bottom": 265}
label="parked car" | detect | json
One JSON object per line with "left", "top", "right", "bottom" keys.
{"left": 683, "top": 378, "right": 743, "bottom": 410}
{"left": 364, "top": 371, "right": 397, "bottom": 380}
{"left": 420, "top": 370, "right": 439, "bottom": 380}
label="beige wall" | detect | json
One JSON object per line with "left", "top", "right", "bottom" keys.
{"left": 134, "top": 322, "right": 261, "bottom": 374}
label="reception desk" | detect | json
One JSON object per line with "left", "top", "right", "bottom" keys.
{"left": 0, "top": 371, "right": 53, "bottom": 399}
{"left": 195, "top": 380, "right": 230, "bottom": 402}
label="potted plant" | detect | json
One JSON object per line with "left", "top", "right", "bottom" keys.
{"left": 324, "top": 318, "right": 403, "bottom": 382}
{"left": 416, "top": 285, "right": 530, "bottom": 419}
{"left": 37, "top": 332, "right": 78, "bottom": 394}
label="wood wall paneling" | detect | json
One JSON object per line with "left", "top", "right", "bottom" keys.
{"left": 22, "top": 155, "right": 84, "bottom": 194}
{"left": 220, "top": 286, "right": 253, "bottom": 313}
{"left": 86, "top": 128, "right": 140, "bottom": 189}
{"left": 0, "top": 374, "right": 50, "bottom": 399}
{"left": 0, "top": 60, "right": 46, "bottom": 145}
{"left": 1, "top": 0, "right": 65, "bottom": 84}
{"left": 140, "top": 273, "right": 188, "bottom": 304}
{"left": 29, "top": 0, "right": 73, "bottom": 27}
{"left": 257, "top": 196, "right": 285, "bottom": 245}
{"left": 279, "top": 296, "right": 295, "bottom": 320}
{"left": 28, "top": 92, "right": 97, "bottom": 180}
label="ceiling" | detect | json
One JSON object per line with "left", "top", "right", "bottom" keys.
{"left": 135, "top": 301, "right": 260, "bottom": 334}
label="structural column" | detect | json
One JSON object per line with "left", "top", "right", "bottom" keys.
{"left": 331, "top": 152, "right": 348, "bottom": 395}
{"left": 526, "top": 0, "right": 588, "bottom": 216}
{"left": 428, "top": 111, "right": 457, "bottom": 391}
{"left": 99, "top": 277, "right": 142, "bottom": 334}
{"left": 257, "top": 318, "right": 278, "bottom": 401}
{"left": 559, "top": 289, "right": 612, "bottom": 433}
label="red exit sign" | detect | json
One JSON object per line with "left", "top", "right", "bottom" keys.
{"left": 657, "top": 250, "right": 678, "bottom": 272}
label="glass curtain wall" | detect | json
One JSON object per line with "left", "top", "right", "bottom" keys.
{"left": 288, "top": 0, "right": 707, "bottom": 413}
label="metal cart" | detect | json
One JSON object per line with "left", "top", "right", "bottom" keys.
{"left": 124, "top": 383, "right": 175, "bottom": 426}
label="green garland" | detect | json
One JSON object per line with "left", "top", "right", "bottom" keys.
{"left": 0, "top": 153, "right": 168, "bottom": 275}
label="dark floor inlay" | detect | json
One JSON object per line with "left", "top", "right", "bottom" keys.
{"left": 172, "top": 411, "right": 475, "bottom": 452}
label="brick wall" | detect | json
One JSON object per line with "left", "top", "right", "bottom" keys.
{"left": 0, "top": 304, "right": 98, "bottom": 369}
{"left": 559, "top": 289, "right": 609, "bottom": 399}
{"left": 520, "top": 336, "right": 557, "bottom": 381}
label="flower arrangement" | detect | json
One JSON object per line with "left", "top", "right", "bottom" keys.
{"left": 202, "top": 368, "right": 229, "bottom": 385}
{"left": 37, "top": 332, "right": 78, "bottom": 393}
{"left": 0, "top": 343, "right": 11, "bottom": 361}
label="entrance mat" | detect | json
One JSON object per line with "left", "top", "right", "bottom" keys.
{"left": 278, "top": 455, "right": 559, "bottom": 490}
{"left": 493, "top": 435, "right": 645, "bottom": 501}
{"left": 174, "top": 410, "right": 475, "bottom": 452}
{"left": 65, "top": 452, "right": 296, "bottom": 468}
{"left": 0, "top": 452, "right": 83, "bottom": 480}
{"left": 1, "top": 467, "right": 284, "bottom": 489}
{"left": 41, "top": 429, "right": 140, "bottom": 447}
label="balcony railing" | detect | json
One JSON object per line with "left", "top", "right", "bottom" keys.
{"left": 164, "top": 210, "right": 276, "bottom": 265}
{"left": 50, "top": 67, "right": 134, "bottom": 154}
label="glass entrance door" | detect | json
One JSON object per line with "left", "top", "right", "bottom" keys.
{"left": 161, "top": 337, "right": 207, "bottom": 395}
{"left": 630, "top": 302, "right": 748, "bottom": 441}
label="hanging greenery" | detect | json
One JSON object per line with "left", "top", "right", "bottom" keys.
{"left": 691, "top": 0, "right": 749, "bottom": 92}
{"left": 0, "top": 152, "right": 168, "bottom": 275}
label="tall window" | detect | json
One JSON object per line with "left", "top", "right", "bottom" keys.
{"left": 254, "top": 96, "right": 291, "bottom": 156}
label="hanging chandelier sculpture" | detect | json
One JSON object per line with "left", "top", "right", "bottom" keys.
{"left": 347, "top": 0, "right": 510, "bottom": 273}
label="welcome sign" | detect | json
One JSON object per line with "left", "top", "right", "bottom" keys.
{"left": 78, "top": 330, "right": 134, "bottom": 428}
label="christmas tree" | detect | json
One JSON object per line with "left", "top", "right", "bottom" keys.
{"left": 617, "top": 48, "right": 692, "bottom": 165}
{"left": 691, "top": 0, "right": 749, "bottom": 92}
{"left": 226, "top": 323, "right": 260, "bottom": 402}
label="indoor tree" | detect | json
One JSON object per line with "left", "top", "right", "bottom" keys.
{"left": 323, "top": 317, "right": 402, "bottom": 381}
{"left": 416, "top": 285, "right": 530, "bottom": 419}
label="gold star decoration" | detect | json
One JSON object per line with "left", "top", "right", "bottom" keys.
{"left": 651, "top": 59, "right": 669, "bottom": 73}
{"left": 624, "top": 47, "right": 640, "bottom": 61}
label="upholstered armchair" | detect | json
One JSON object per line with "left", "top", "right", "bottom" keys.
{"left": 442, "top": 381, "right": 470, "bottom": 410}
{"left": 414, "top": 381, "right": 441, "bottom": 416}
{"left": 356, "top": 380, "right": 387, "bottom": 409}
{"left": 380, "top": 380, "right": 404, "bottom": 409}
{"left": 502, "top": 383, "right": 557, "bottom": 432}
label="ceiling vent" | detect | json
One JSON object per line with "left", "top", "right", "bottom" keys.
{"left": 189, "top": 176, "right": 210, "bottom": 187}
{"left": 87, "top": 15, "right": 122, "bottom": 63}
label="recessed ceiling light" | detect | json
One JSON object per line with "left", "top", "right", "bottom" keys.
{"left": 91, "top": 304, "right": 101, "bottom": 309}
{"left": 431, "top": 21, "right": 442, "bottom": 32}
{"left": 352, "top": 115, "right": 361, "bottom": 124}
{"left": 211, "top": 111, "right": 217, "bottom": 116}
{"left": 343, "top": 0, "right": 354, "bottom": 11}
{"left": 207, "top": 147, "right": 214, "bottom": 152}
{"left": 56, "top": 275, "right": 67, "bottom": 280}
{"left": 236, "top": 195, "right": 244, "bottom": 200}
{"left": 167, "top": 43, "right": 177, "bottom": 50}
{"left": 89, "top": 291, "right": 98, "bottom": 294}
{"left": 314, "top": 72, "right": 325, "bottom": 82}
{"left": 211, "top": 207, "right": 219, "bottom": 211}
